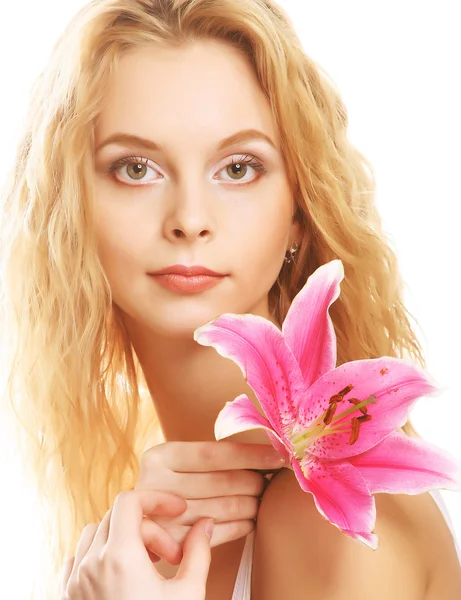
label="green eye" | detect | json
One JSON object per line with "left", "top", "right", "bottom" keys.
{"left": 125, "top": 162, "right": 148, "bottom": 180}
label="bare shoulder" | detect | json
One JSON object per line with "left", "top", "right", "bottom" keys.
{"left": 405, "top": 489, "right": 461, "bottom": 599}
{"left": 253, "top": 467, "right": 461, "bottom": 600}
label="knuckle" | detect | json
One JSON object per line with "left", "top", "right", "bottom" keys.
{"left": 217, "top": 470, "right": 235, "bottom": 493}
{"left": 195, "top": 441, "right": 218, "bottom": 464}
{"left": 227, "top": 495, "right": 242, "bottom": 518}
{"left": 113, "top": 489, "right": 132, "bottom": 507}
{"left": 101, "top": 549, "right": 128, "bottom": 574}
{"left": 82, "top": 522, "right": 98, "bottom": 536}
{"left": 140, "top": 445, "right": 162, "bottom": 469}
{"left": 140, "top": 441, "right": 180, "bottom": 469}
{"left": 228, "top": 496, "right": 258, "bottom": 519}
{"left": 77, "top": 557, "right": 97, "bottom": 581}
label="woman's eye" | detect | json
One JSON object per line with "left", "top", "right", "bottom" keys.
{"left": 216, "top": 155, "right": 267, "bottom": 184}
{"left": 108, "top": 154, "right": 267, "bottom": 186}
{"left": 108, "top": 156, "right": 158, "bottom": 185}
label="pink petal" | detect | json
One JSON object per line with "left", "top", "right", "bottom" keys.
{"left": 282, "top": 260, "right": 344, "bottom": 389}
{"left": 292, "top": 456, "right": 379, "bottom": 549}
{"left": 214, "top": 393, "right": 291, "bottom": 459}
{"left": 341, "top": 529, "right": 379, "bottom": 550}
{"left": 195, "top": 314, "right": 305, "bottom": 441}
{"left": 299, "top": 357, "right": 440, "bottom": 460}
{"left": 349, "top": 430, "right": 461, "bottom": 494}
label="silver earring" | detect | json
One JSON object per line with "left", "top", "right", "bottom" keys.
{"left": 284, "top": 242, "right": 299, "bottom": 264}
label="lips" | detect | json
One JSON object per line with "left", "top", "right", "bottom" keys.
{"left": 148, "top": 265, "right": 227, "bottom": 294}
{"left": 148, "top": 265, "right": 226, "bottom": 277}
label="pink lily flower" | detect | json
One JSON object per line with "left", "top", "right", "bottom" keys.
{"left": 194, "top": 260, "right": 461, "bottom": 549}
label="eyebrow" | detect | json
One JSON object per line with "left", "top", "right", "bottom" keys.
{"left": 95, "top": 128, "right": 277, "bottom": 154}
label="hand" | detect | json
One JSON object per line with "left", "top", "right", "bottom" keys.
{"left": 61, "top": 489, "right": 214, "bottom": 600}
{"left": 134, "top": 441, "right": 286, "bottom": 564}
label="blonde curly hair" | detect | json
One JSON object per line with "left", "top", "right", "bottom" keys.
{"left": 0, "top": 0, "right": 425, "bottom": 597}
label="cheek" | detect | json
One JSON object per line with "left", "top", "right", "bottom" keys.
{"left": 241, "top": 192, "right": 292, "bottom": 257}
{"left": 95, "top": 210, "right": 146, "bottom": 282}
{"left": 249, "top": 226, "right": 288, "bottom": 282}
{"left": 231, "top": 198, "right": 292, "bottom": 288}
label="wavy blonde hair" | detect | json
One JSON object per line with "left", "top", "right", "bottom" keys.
{"left": 0, "top": 0, "right": 426, "bottom": 597}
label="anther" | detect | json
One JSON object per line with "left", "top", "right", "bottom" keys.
{"left": 338, "top": 384, "right": 354, "bottom": 397}
{"left": 323, "top": 401, "right": 338, "bottom": 425}
{"left": 357, "top": 414, "right": 372, "bottom": 424}
{"left": 349, "top": 417, "right": 360, "bottom": 445}
{"left": 328, "top": 393, "right": 342, "bottom": 405}
{"left": 349, "top": 414, "right": 372, "bottom": 445}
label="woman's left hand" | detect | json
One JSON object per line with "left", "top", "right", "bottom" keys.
{"left": 61, "top": 489, "right": 214, "bottom": 600}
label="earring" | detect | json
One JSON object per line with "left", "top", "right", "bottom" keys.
{"left": 284, "top": 242, "right": 299, "bottom": 264}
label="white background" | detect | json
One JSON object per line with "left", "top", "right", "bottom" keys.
{"left": 0, "top": 1, "right": 460, "bottom": 598}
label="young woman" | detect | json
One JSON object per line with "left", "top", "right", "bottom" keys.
{"left": 1, "top": 1, "right": 460, "bottom": 599}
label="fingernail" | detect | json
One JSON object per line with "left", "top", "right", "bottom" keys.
{"left": 266, "top": 452, "right": 287, "bottom": 465}
{"left": 205, "top": 519, "right": 215, "bottom": 540}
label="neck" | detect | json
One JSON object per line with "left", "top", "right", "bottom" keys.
{"left": 127, "top": 324, "right": 270, "bottom": 446}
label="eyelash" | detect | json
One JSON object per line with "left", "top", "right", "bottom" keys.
{"left": 107, "top": 153, "right": 268, "bottom": 186}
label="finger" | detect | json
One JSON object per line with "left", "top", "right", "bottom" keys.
{"left": 176, "top": 518, "right": 213, "bottom": 583}
{"left": 156, "top": 440, "right": 287, "bottom": 472}
{"left": 197, "top": 519, "right": 255, "bottom": 546}
{"left": 68, "top": 523, "right": 98, "bottom": 577}
{"left": 140, "top": 517, "right": 183, "bottom": 565}
{"left": 84, "top": 506, "right": 114, "bottom": 558}
{"left": 166, "top": 469, "right": 268, "bottom": 499}
{"left": 61, "top": 557, "right": 75, "bottom": 593}
{"left": 107, "top": 489, "right": 187, "bottom": 550}
{"left": 154, "top": 495, "right": 259, "bottom": 526}
{"left": 147, "top": 550, "right": 161, "bottom": 563}
{"left": 151, "top": 519, "right": 256, "bottom": 548}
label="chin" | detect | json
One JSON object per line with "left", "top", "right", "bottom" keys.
{"left": 145, "top": 304, "right": 228, "bottom": 339}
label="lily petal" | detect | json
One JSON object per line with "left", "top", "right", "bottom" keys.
{"left": 195, "top": 314, "right": 305, "bottom": 440}
{"left": 292, "top": 456, "right": 378, "bottom": 549}
{"left": 349, "top": 430, "right": 461, "bottom": 494}
{"left": 283, "top": 260, "right": 344, "bottom": 388}
{"left": 341, "top": 529, "right": 379, "bottom": 550}
{"left": 214, "top": 393, "right": 292, "bottom": 459}
{"left": 300, "top": 357, "right": 440, "bottom": 460}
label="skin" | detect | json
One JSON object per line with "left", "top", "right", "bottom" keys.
{"left": 92, "top": 37, "right": 461, "bottom": 599}
{"left": 93, "top": 38, "right": 300, "bottom": 598}
{"left": 94, "top": 38, "right": 300, "bottom": 447}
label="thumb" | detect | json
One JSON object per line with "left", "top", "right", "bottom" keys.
{"left": 176, "top": 518, "right": 214, "bottom": 583}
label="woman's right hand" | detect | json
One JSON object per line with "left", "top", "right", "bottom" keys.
{"left": 134, "top": 440, "right": 287, "bottom": 565}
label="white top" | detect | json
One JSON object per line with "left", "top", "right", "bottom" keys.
{"left": 231, "top": 489, "right": 461, "bottom": 600}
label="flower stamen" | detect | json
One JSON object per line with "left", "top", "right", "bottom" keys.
{"left": 329, "top": 394, "right": 376, "bottom": 426}
{"left": 349, "top": 414, "right": 373, "bottom": 444}
{"left": 338, "top": 384, "right": 354, "bottom": 397}
{"left": 347, "top": 397, "right": 368, "bottom": 415}
{"left": 291, "top": 391, "right": 377, "bottom": 457}
{"left": 323, "top": 401, "right": 338, "bottom": 425}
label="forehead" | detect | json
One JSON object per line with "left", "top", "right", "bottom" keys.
{"left": 94, "top": 38, "right": 279, "bottom": 152}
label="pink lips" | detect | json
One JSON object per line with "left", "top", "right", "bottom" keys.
{"left": 148, "top": 265, "right": 227, "bottom": 294}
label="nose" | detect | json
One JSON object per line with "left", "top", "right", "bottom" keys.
{"left": 163, "top": 182, "right": 213, "bottom": 243}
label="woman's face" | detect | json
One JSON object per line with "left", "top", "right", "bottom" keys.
{"left": 93, "top": 38, "right": 299, "bottom": 338}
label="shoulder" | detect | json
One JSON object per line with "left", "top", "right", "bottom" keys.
{"left": 252, "top": 467, "right": 449, "bottom": 600}
{"left": 409, "top": 490, "right": 461, "bottom": 599}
